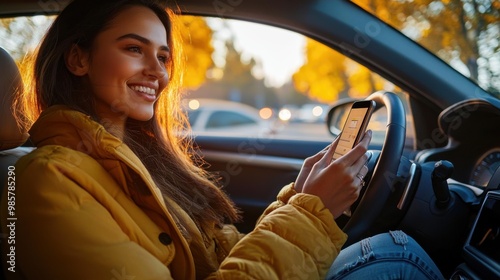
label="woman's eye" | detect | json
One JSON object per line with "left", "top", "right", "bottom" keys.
{"left": 127, "top": 46, "right": 141, "bottom": 53}
{"left": 158, "top": 55, "right": 167, "bottom": 64}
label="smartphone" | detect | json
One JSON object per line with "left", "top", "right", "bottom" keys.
{"left": 332, "top": 100, "right": 375, "bottom": 160}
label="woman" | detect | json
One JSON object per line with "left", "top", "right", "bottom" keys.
{"left": 2, "top": 0, "right": 443, "bottom": 279}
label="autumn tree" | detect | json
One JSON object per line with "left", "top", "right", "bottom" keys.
{"left": 218, "top": 41, "right": 278, "bottom": 108}
{"left": 354, "top": 0, "right": 499, "bottom": 92}
{"left": 187, "top": 39, "right": 279, "bottom": 108}
{"left": 220, "top": 41, "right": 256, "bottom": 86}
{"left": 293, "top": 0, "right": 500, "bottom": 102}
{"left": 293, "top": 39, "right": 388, "bottom": 103}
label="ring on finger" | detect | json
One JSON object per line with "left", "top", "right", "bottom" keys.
{"left": 356, "top": 173, "right": 365, "bottom": 187}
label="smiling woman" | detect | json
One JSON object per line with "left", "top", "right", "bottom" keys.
{"left": 2, "top": 0, "right": 242, "bottom": 278}
{"left": 65, "top": 6, "right": 170, "bottom": 133}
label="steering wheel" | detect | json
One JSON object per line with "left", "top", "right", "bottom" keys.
{"left": 342, "top": 91, "right": 406, "bottom": 246}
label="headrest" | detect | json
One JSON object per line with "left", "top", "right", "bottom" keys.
{"left": 0, "top": 47, "right": 29, "bottom": 150}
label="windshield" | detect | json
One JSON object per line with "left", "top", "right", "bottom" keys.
{"left": 351, "top": 0, "right": 500, "bottom": 98}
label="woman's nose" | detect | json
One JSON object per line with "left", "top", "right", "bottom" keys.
{"left": 144, "top": 56, "right": 167, "bottom": 79}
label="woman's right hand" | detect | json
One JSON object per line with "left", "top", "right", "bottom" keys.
{"left": 294, "top": 130, "right": 372, "bottom": 219}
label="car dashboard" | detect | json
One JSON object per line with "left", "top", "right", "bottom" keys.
{"left": 414, "top": 98, "right": 500, "bottom": 279}
{"left": 416, "top": 98, "right": 500, "bottom": 189}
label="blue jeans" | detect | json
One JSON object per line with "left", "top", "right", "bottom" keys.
{"left": 326, "top": 231, "right": 445, "bottom": 280}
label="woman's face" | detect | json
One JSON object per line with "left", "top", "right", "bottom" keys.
{"left": 83, "top": 5, "right": 170, "bottom": 124}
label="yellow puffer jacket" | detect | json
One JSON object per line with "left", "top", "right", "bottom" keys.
{"left": 1, "top": 105, "right": 347, "bottom": 280}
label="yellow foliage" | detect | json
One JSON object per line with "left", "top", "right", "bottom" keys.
{"left": 373, "top": 74, "right": 388, "bottom": 92}
{"left": 294, "top": 0, "right": 500, "bottom": 100}
{"left": 421, "top": 26, "right": 431, "bottom": 38}
{"left": 494, "top": 0, "right": 500, "bottom": 10}
{"left": 292, "top": 1, "right": 413, "bottom": 102}
{"left": 177, "top": 16, "right": 214, "bottom": 89}
{"left": 347, "top": 65, "right": 373, "bottom": 98}
{"left": 292, "top": 39, "right": 346, "bottom": 102}
{"left": 485, "top": 14, "right": 499, "bottom": 24}
{"left": 293, "top": 39, "right": 381, "bottom": 102}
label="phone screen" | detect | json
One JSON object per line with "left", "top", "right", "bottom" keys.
{"left": 332, "top": 102, "right": 374, "bottom": 160}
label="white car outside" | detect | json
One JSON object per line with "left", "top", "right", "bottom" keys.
{"left": 184, "top": 98, "right": 274, "bottom": 137}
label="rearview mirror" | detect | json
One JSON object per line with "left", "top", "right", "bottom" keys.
{"left": 326, "top": 98, "right": 357, "bottom": 136}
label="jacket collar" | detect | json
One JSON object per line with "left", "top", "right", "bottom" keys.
{"left": 29, "top": 105, "right": 164, "bottom": 200}
{"left": 30, "top": 105, "right": 122, "bottom": 158}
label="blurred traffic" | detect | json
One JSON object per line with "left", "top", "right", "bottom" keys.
{"left": 183, "top": 98, "right": 392, "bottom": 142}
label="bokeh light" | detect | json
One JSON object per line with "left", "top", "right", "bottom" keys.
{"left": 259, "top": 107, "right": 273, "bottom": 119}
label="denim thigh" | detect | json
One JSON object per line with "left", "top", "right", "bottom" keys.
{"left": 326, "top": 231, "right": 444, "bottom": 280}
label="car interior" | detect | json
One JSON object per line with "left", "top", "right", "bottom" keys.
{"left": 0, "top": 0, "right": 499, "bottom": 279}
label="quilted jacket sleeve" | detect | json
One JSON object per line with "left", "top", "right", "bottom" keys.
{"left": 208, "top": 183, "right": 347, "bottom": 279}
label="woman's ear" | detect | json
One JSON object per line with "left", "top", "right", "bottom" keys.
{"left": 65, "top": 44, "right": 89, "bottom": 76}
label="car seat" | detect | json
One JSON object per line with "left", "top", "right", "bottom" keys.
{"left": 0, "top": 47, "right": 32, "bottom": 198}
{"left": 0, "top": 47, "right": 36, "bottom": 280}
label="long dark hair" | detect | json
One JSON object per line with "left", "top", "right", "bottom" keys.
{"left": 16, "top": 0, "right": 239, "bottom": 234}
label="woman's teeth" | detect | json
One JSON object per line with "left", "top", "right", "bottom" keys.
{"left": 130, "top": 85, "right": 156, "bottom": 96}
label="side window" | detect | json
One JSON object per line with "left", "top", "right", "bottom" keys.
{"left": 206, "top": 111, "right": 256, "bottom": 129}
{"left": 179, "top": 16, "right": 415, "bottom": 144}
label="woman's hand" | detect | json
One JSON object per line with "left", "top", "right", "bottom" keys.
{"left": 294, "top": 130, "right": 372, "bottom": 218}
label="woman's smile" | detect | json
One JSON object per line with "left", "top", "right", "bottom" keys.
{"left": 128, "top": 84, "right": 158, "bottom": 102}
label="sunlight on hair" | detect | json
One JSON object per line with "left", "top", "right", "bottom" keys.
{"left": 14, "top": 51, "right": 39, "bottom": 133}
